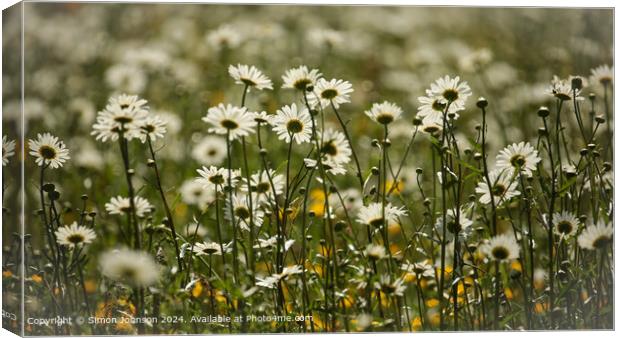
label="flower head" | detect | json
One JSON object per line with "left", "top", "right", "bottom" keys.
{"left": 180, "top": 179, "right": 215, "bottom": 209}
{"left": 105, "top": 196, "right": 153, "bottom": 217}
{"left": 99, "top": 248, "right": 160, "bottom": 286}
{"left": 138, "top": 115, "right": 167, "bottom": 143}
{"left": 320, "top": 129, "right": 351, "bottom": 164}
{"left": 242, "top": 169, "right": 285, "bottom": 203}
{"left": 417, "top": 94, "right": 463, "bottom": 124}
{"left": 376, "top": 275, "right": 407, "bottom": 296}
{"left": 551, "top": 211, "right": 580, "bottom": 237}
{"left": 482, "top": 234, "right": 520, "bottom": 262}
{"left": 365, "top": 101, "right": 403, "bottom": 125}
{"left": 282, "top": 65, "right": 322, "bottom": 91}
{"left": 225, "top": 194, "right": 264, "bottom": 230}
{"left": 192, "top": 242, "right": 230, "bottom": 256}
{"left": 28, "top": 133, "right": 70, "bottom": 169}
{"left": 365, "top": 244, "right": 387, "bottom": 260}
{"left": 196, "top": 166, "right": 241, "bottom": 190}
{"left": 206, "top": 24, "right": 242, "bottom": 50}
{"left": 590, "top": 64, "right": 613, "bottom": 86}
{"left": 578, "top": 220, "right": 613, "bottom": 250}
{"left": 428, "top": 75, "right": 472, "bottom": 108}
{"left": 271, "top": 103, "right": 312, "bottom": 144}
{"left": 202, "top": 104, "right": 256, "bottom": 140}
{"left": 309, "top": 78, "right": 353, "bottom": 108}
{"left": 2, "top": 135, "right": 16, "bottom": 166}
{"left": 55, "top": 222, "right": 96, "bottom": 248}
{"left": 228, "top": 64, "right": 273, "bottom": 90}
{"left": 475, "top": 169, "right": 520, "bottom": 205}
{"left": 546, "top": 76, "right": 583, "bottom": 101}
{"left": 496, "top": 142, "right": 541, "bottom": 177}
{"left": 91, "top": 94, "right": 149, "bottom": 142}
{"left": 191, "top": 135, "right": 227, "bottom": 165}
{"left": 357, "top": 202, "right": 407, "bottom": 228}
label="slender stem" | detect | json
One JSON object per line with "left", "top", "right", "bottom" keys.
{"left": 147, "top": 138, "right": 182, "bottom": 272}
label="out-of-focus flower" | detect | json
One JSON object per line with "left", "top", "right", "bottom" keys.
{"left": 578, "top": 219, "right": 613, "bottom": 250}
{"left": 192, "top": 135, "right": 227, "bottom": 165}
{"left": 99, "top": 248, "right": 160, "bottom": 286}
{"left": 482, "top": 233, "right": 520, "bottom": 262}
{"left": 590, "top": 64, "right": 613, "bottom": 85}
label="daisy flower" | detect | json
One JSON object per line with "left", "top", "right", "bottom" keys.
{"left": 590, "top": 64, "right": 613, "bottom": 86}
{"left": 365, "top": 244, "right": 387, "bottom": 260}
{"left": 320, "top": 129, "right": 351, "bottom": 164}
{"left": 28, "top": 133, "right": 70, "bottom": 169}
{"left": 551, "top": 211, "right": 580, "bottom": 237}
{"left": 376, "top": 275, "right": 407, "bottom": 296}
{"left": 417, "top": 94, "right": 463, "bottom": 123}
{"left": 242, "top": 169, "right": 285, "bottom": 203}
{"left": 281, "top": 65, "right": 322, "bottom": 91}
{"left": 138, "top": 115, "right": 167, "bottom": 143}
{"left": 546, "top": 75, "right": 583, "bottom": 101}
{"left": 256, "top": 276, "right": 280, "bottom": 289}
{"left": 253, "top": 236, "right": 295, "bottom": 250}
{"left": 495, "top": 141, "right": 541, "bottom": 176}
{"left": 401, "top": 260, "right": 435, "bottom": 279}
{"left": 309, "top": 78, "right": 354, "bottom": 109}
{"left": 303, "top": 157, "right": 347, "bottom": 176}
{"left": 225, "top": 194, "right": 264, "bottom": 230}
{"left": 252, "top": 111, "right": 272, "bottom": 124}
{"left": 206, "top": 24, "right": 242, "bottom": 51}
{"left": 280, "top": 265, "right": 304, "bottom": 279}
{"left": 357, "top": 202, "right": 407, "bottom": 228}
{"left": 420, "top": 119, "right": 443, "bottom": 135}
{"left": 578, "top": 219, "right": 613, "bottom": 250}
{"left": 482, "top": 233, "right": 520, "bottom": 262}
{"left": 105, "top": 196, "right": 153, "bottom": 217}
{"left": 475, "top": 169, "right": 520, "bottom": 205}
{"left": 99, "top": 248, "right": 160, "bottom": 286}
{"left": 271, "top": 103, "right": 312, "bottom": 144}
{"left": 202, "top": 104, "right": 256, "bottom": 140}
{"left": 192, "top": 241, "right": 230, "bottom": 256}
{"left": 428, "top": 75, "right": 472, "bottom": 108}
{"left": 55, "top": 222, "right": 96, "bottom": 248}
{"left": 228, "top": 64, "right": 273, "bottom": 90}
{"left": 180, "top": 179, "right": 215, "bottom": 209}
{"left": 91, "top": 94, "right": 149, "bottom": 142}
{"left": 256, "top": 265, "right": 303, "bottom": 289}
{"left": 364, "top": 101, "right": 403, "bottom": 125}
{"left": 2, "top": 135, "right": 16, "bottom": 166}
{"left": 191, "top": 135, "right": 227, "bottom": 165}
{"left": 439, "top": 207, "right": 474, "bottom": 234}
{"left": 196, "top": 166, "right": 241, "bottom": 190}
